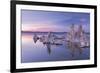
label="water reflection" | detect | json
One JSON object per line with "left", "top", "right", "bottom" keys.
{"left": 22, "top": 25, "right": 90, "bottom": 63}
{"left": 46, "top": 42, "right": 51, "bottom": 54}
{"left": 22, "top": 33, "right": 90, "bottom": 63}
{"left": 33, "top": 32, "right": 89, "bottom": 57}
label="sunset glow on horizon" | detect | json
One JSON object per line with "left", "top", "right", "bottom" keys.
{"left": 21, "top": 10, "right": 90, "bottom": 32}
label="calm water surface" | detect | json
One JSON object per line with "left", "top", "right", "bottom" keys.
{"left": 21, "top": 33, "right": 90, "bottom": 63}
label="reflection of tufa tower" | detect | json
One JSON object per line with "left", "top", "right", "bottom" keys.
{"left": 33, "top": 33, "right": 39, "bottom": 43}
{"left": 67, "top": 24, "right": 75, "bottom": 42}
{"left": 67, "top": 24, "right": 90, "bottom": 47}
{"left": 78, "top": 25, "right": 85, "bottom": 46}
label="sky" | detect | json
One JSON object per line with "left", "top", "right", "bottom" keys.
{"left": 21, "top": 10, "right": 90, "bottom": 32}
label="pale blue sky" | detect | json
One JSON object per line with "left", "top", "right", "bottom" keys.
{"left": 21, "top": 10, "right": 90, "bottom": 32}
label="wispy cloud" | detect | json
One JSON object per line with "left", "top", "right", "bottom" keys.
{"left": 21, "top": 10, "right": 90, "bottom": 32}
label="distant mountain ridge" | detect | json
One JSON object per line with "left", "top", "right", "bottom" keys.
{"left": 21, "top": 31, "right": 90, "bottom": 34}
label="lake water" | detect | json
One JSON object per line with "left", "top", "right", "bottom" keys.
{"left": 21, "top": 33, "right": 90, "bottom": 63}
